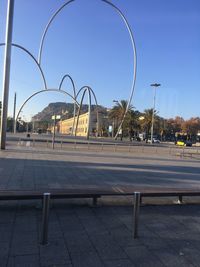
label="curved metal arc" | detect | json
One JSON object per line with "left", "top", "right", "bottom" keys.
{"left": 74, "top": 86, "right": 100, "bottom": 137}
{"left": 87, "top": 89, "right": 92, "bottom": 140}
{"left": 38, "top": 0, "right": 137, "bottom": 139}
{"left": 59, "top": 74, "right": 77, "bottom": 136}
{"left": 100, "top": 0, "right": 137, "bottom": 138}
{"left": 15, "top": 88, "right": 79, "bottom": 131}
{"left": 0, "top": 43, "right": 47, "bottom": 90}
{"left": 59, "top": 74, "right": 76, "bottom": 96}
{"left": 72, "top": 85, "right": 88, "bottom": 135}
{"left": 86, "top": 87, "right": 99, "bottom": 136}
{"left": 38, "top": 0, "right": 75, "bottom": 65}
{"left": 74, "top": 88, "right": 88, "bottom": 138}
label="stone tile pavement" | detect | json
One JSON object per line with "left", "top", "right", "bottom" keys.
{"left": 1, "top": 201, "right": 200, "bottom": 267}
{"left": 0, "top": 145, "right": 200, "bottom": 266}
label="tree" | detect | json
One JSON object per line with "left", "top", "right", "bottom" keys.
{"left": 181, "top": 117, "right": 200, "bottom": 136}
{"left": 109, "top": 100, "right": 133, "bottom": 137}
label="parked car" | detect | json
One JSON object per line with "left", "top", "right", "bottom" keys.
{"left": 153, "top": 138, "right": 160, "bottom": 144}
{"left": 147, "top": 138, "right": 160, "bottom": 144}
{"left": 176, "top": 140, "right": 192, "bottom": 147}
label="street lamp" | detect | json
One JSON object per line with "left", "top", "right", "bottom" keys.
{"left": 150, "top": 83, "right": 161, "bottom": 143}
{"left": 112, "top": 100, "right": 119, "bottom": 138}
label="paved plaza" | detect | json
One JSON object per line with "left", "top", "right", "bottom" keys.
{"left": 0, "top": 143, "right": 200, "bottom": 266}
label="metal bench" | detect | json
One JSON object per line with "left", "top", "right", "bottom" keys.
{"left": 133, "top": 189, "right": 200, "bottom": 238}
{"left": 0, "top": 189, "right": 106, "bottom": 244}
{"left": 1, "top": 188, "right": 200, "bottom": 244}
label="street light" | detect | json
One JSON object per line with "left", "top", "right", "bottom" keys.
{"left": 112, "top": 100, "right": 119, "bottom": 138}
{"left": 150, "top": 83, "right": 161, "bottom": 143}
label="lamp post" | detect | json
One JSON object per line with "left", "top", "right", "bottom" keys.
{"left": 112, "top": 100, "right": 119, "bottom": 138}
{"left": 0, "top": 0, "right": 15, "bottom": 149}
{"left": 150, "top": 83, "right": 161, "bottom": 144}
{"left": 51, "top": 114, "right": 61, "bottom": 149}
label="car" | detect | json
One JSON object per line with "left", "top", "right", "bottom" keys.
{"left": 176, "top": 140, "right": 192, "bottom": 147}
{"left": 176, "top": 140, "right": 185, "bottom": 146}
{"left": 153, "top": 138, "right": 160, "bottom": 143}
{"left": 147, "top": 138, "right": 160, "bottom": 144}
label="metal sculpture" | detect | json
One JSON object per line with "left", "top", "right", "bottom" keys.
{"left": 59, "top": 74, "right": 77, "bottom": 135}
{"left": 75, "top": 86, "right": 99, "bottom": 139}
{"left": 38, "top": 0, "right": 137, "bottom": 139}
{"left": 0, "top": 43, "right": 47, "bottom": 89}
{"left": 15, "top": 88, "right": 79, "bottom": 125}
{"left": 1, "top": 0, "right": 136, "bottom": 148}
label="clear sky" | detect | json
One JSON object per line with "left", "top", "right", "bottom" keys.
{"left": 0, "top": 0, "right": 200, "bottom": 121}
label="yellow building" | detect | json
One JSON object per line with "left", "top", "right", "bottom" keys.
{"left": 57, "top": 112, "right": 98, "bottom": 137}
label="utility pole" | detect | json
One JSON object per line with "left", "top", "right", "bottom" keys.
{"left": 150, "top": 83, "right": 161, "bottom": 144}
{"left": 0, "top": 0, "right": 15, "bottom": 149}
{"left": 13, "top": 92, "right": 16, "bottom": 133}
{"left": 52, "top": 115, "right": 56, "bottom": 149}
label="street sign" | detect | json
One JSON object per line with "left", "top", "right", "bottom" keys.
{"left": 108, "top": 125, "right": 113, "bottom": 133}
{"left": 51, "top": 115, "right": 61, "bottom": 120}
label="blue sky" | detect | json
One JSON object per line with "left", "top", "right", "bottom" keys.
{"left": 0, "top": 0, "right": 200, "bottom": 121}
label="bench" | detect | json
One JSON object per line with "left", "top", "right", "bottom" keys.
{"left": 1, "top": 188, "right": 200, "bottom": 244}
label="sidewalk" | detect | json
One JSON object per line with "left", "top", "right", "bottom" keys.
{"left": 0, "top": 146, "right": 200, "bottom": 266}
{"left": 1, "top": 201, "right": 200, "bottom": 267}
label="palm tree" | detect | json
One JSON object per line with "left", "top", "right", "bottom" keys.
{"left": 109, "top": 100, "right": 133, "bottom": 137}
{"left": 140, "top": 109, "right": 155, "bottom": 138}
{"left": 140, "top": 108, "right": 164, "bottom": 139}
{"left": 0, "top": 101, "right": 2, "bottom": 124}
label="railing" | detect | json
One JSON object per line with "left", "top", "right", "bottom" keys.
{"left": 13, "top": 138, "right": 200, "bottom": 158}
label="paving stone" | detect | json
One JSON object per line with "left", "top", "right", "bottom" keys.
{"left": 64, "top": 232, "right": 95, "bottom": 253}
{"left": 10, "top": 232, "right": 39, "bottom": 256}
{"left": 70, "top": 251, "right": 104, "bottom": 267}
{"left": 40, "top": 239, "right": 70, "bottom": 266}
{"left": 104, "top": 259, "right": 135, "bottom": 267}
{"left": 0, "top": 224, "right": 13, "bottom": 242}
{"left": 125, "top": 245, "right": 165, "bottom": 267}
{"left": 0, "top": 256, "right": 8, "bottom": 267}
{"left": 90, "top": 234, "right": 128, "bottom": 260}
{"left": 0, "top": 242, "right": 10, "bottom": 256}
{"left": 7, "top": 254, "right": 40, "bottom": 267}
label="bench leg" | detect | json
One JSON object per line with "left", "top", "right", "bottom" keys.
{"left": 133, "top": 192, "right": 140, "bottom": 239}
{"left": 92, "top": 197, "right": 98, "bottom": 207}
{"left": 41, "top": 193, "right": 50, "bottom": 245}
{"left": 178, "top": 195, "right": 183, "bottom": 204}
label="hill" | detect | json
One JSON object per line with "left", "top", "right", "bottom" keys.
{"left": 32, "top": 102, "right": 107, "bottom": 121}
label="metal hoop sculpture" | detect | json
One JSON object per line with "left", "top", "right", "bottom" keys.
{"left": 74, "top": 86, "right": 92, "bottom": 140}
{"left": 59, "top": 74, "right": 77, "bottom": 135}
{"left": 15, "top": 88, "right": 79, "bottom": 133}
{"left": 38, "top": 0, "right": 137, "bottom": 139}
{"left": 0, "top": 43, "right": 47, "bottom": 90}
{"left": 76, "top": 86, "right": 99, "bottom": 136}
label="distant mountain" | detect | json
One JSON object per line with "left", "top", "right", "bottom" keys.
{"left": 32, "top": 102, "right": 107, "bottom": 121}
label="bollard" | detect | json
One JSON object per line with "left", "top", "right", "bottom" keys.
{"left": 133, "top": 192, "right": 140, "bottom": 239}
{"left": 92, "top": 197, "right": 98, "bottom": 206}
{"left": 178, "top": 195, "right": 183, "bottom": 204}
{"left": 114, "top": 144, "right": 117, "bottom": 152}
{"left": 142, "top": 145, "right": 144, "bottom": 153}
{"left": 41, "top": 193, "right": 50, "bottom": 245}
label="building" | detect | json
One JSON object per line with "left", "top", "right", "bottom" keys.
{"left": 57, "top": 112, "right": 99, "bottom": 137}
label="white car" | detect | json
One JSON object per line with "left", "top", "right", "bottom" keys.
{"left": 148, "top": 138, "right": 160, "bottom": 144}
{"left": 153, "top": 138, "right": 160, "bottom": 143}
